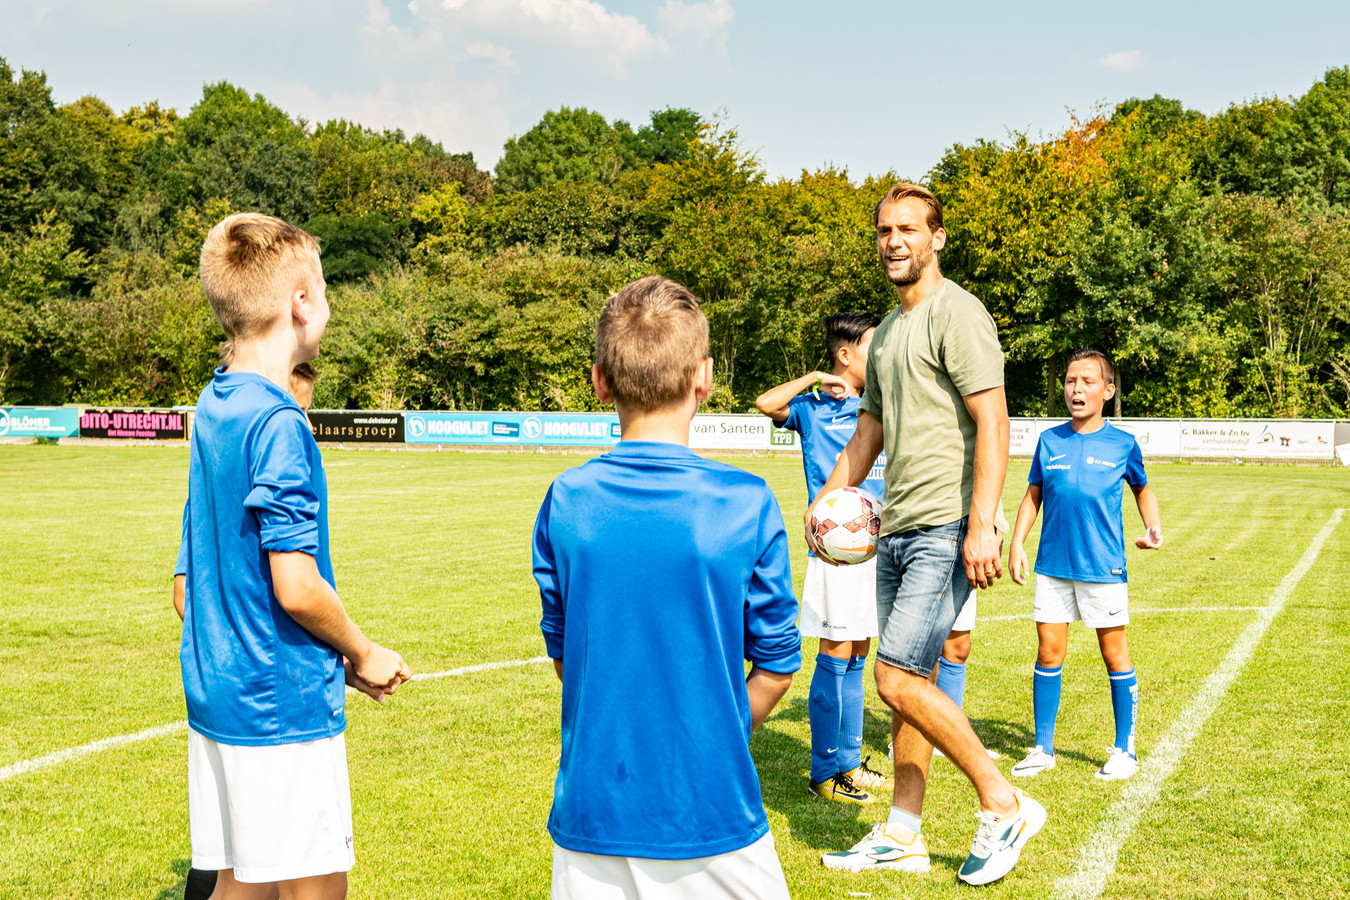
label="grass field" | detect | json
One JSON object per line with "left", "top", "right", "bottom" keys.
{"left": 1, "top": 444, "right": 1348, "bottom": 899}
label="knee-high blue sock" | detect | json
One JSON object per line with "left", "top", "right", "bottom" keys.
{"left": 935, "top": 657, "right": 967, "bottom": 708}
{"left": 1108, "top": 668, "right": 1138, "bottom": 757}
{"left": 839, "top": 655, "right": 866, "bottom": 773}
{"left": 809, "top": 654, "right": 850, "bottom": 782}
{"left": 1033, "top": 664, "right": 1063, "bottom": 754}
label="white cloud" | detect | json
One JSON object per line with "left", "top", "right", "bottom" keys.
{"left": 432, "top": 0, "right": 665, "bottom": 64}
{"left": 1096, "top": 50, "right": 1146, "bottom": 72}
{"left": 360, "top": 0, "right": 444, "bottom": 61}
{"left": 657, "top": 0, "right": 734, "bottom": 44}
{"left": 465, "top": 41, "right": 517, "bottom": 70}
{"left": 268, "top": 78, "right": 513, "bottom": 164}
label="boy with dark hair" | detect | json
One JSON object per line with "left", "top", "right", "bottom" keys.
{"left": 180, "top": 213, "right": 410, "bottom": 899}
{"left": 756, "top": 312, "right": 890, "bottom": 804}
{"left": 1008, "top": 348, "right": 1162, "bottom": 782}
{"left": 534, "top": 275, "right": 801, "bottom": 899}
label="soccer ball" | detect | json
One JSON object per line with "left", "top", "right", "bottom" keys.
{"left": 810, "top": 486, "right": 882, "bottom": 564}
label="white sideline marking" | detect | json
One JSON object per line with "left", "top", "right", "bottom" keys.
{"left": 0, "top": 656, "right": 551, "bottom": 784}
{"left": 980, "top": 606, "right": 1265, "bottom": 623}
{"left": 1052, "top": 508, "right": 1345, "bottom": 900}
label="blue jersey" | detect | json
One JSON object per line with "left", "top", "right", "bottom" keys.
{"left": 179, "top": 368, "right": 345, "bottom": 746}
{"left": 1029, "top": 422, "right": 1147, "bottom": 584}
{"left": 533, "top": 441, "right": 801, "bottom": 859}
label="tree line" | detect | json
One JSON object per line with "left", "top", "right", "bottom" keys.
{"left": 3, "top": 56, "right": 1349, "bottom": 418}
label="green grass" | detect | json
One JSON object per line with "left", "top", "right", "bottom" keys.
{"left": 1, "top": 446, "right": 1347, "bottom": 898}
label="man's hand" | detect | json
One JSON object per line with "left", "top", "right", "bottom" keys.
{"left": 1136, "top": 525, "right": 1164, "bottom": 549}
{"left": 802, "top": 504, "right": 839, "bottom": 566}
{"left": 963, "top": 521, "right": 1004, "bottom": 590}
{"left": 351, "top": 643, "right": 412, "bottom": 696}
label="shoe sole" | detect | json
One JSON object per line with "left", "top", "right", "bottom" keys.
{"left": 822, "top": 853, "right": 930, "bottom": 873}
{"left": 957, "top": 796, "right": 1048, "bottom": 886}
{"left": 808, "top": 785, "right": 874, "bottom": 805}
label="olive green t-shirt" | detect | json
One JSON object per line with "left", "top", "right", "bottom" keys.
{"left": 859, "top": 278, "right": 1004, "bottom": 536}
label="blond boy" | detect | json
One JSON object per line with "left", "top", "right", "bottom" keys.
{"left": 177, "top": 213, "right": 409, "bottom": 899}
{"left": 533, "top": 276, "right": 801, "bottom": 898}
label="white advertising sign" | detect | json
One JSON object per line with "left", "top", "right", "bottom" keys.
{"left": 1110, "top": 419, "right": 1183, "bottom": 457}
{"left": 689, "top": 415, "right": 799, "bottom": 451}
{"left": 1178, "top": 421, "right": 1334, "bottom": 460}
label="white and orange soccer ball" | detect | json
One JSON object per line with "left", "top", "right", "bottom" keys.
{"left": 809, "top": 486, "right": 882, "bottom": 564}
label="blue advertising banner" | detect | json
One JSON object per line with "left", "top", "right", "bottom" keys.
{"left": 0, "top": 407, "right": 81, "bottom": 439}
{"left": 404, "top": 412, "right": 622, "bottom": 446}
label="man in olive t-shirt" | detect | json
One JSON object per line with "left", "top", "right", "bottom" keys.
{"left": 809, "top": 183, "right": 1046, "bottom": 886}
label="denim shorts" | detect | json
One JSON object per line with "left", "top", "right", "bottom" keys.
{"left": 874, "top": 518, "right": 971, "bottom": 676}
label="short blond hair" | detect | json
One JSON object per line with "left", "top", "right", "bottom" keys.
{"left": 874, "top": 182, "right": 944, "bottom": 232}
{"left": 595, "top": 276, "right": 709, "bottom": 412}
{"left": 199, "top": 213, "right": 321, "bottom": 339}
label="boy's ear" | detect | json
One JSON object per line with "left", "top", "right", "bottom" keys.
{"left": 1104, "top": 381, "right": 1117, "bottom": 401}
{"left": 693, "top": 357, "right": 714, "bottom": 401}
{"left": 290, "top": 288, "right": 310, "bottom": 324}
{"left": 592, "top": 364, "right": 614, "bottom": 404}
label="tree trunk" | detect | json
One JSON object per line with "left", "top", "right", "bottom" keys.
{"left": 1114, "top": 365, "right": 1122, "bottom": 418}
{"left": 1046, "top": 353, "right": 1058, "bottom": 417}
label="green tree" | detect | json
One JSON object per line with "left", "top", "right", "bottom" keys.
{"left": 0, "top": 213, "right": 88, "bottom": 403}
{"left": 494, "top": 107, "right": 627, "bottom": 193}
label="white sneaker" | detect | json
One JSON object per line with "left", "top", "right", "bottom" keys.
{"left": 957, "top": 789, "right": 1048, "bottom": 886}
{"left": 821, "top": 823, "right": 930, "bottom": 873}
{"left": 933, "top": 746, "right": 1003, "bottom": 760}
{"left": 1095, "top": 747, "right": 1139, "bottom": 781}
{"left": 1010, "top": 746, "right": 1055, "bottom": 777}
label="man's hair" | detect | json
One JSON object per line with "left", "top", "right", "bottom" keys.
{"left": 595, "top": 275, "right": 709, "bottom": 412}
{"left": 1066, "top": 347, "right": 1116, "bottom": 386}
{"left": 290, "top": 362, "right": 317, "bottom": 385}
{"left": 199, "top": 213, "right": 321, "bottom": 340}
{"left": 874, "top": 182, "right": 944, "bottom": 232}
{"left": 823, "top": 312, "right": 881, "bottom": 364}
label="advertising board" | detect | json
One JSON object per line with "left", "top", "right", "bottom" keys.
{"left": 79, "top": 408, "right": 186, "bottom": 440}
{"left": 0, "top": 407, "right": 80, "bottom": 439}
{"left": 404, "top": 412, "right": 622, "bottom": 446}
{"left": 308, "top": 411, "right": 405, "bottom": 443}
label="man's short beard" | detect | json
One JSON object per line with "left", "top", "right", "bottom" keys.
{"left": 885, "top": 249, "right": 933, "bottom": 286}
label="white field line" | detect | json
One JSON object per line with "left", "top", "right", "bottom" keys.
{"left": 980, "top": 606, "right": 1265, "bottom": 623}
{"left": 1052, "top": 508, "right": 1345, "bottom": 900}
{"left": 0, "top": 656, "right": 551, "bottom": 784}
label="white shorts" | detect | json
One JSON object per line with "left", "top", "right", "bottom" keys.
{"left": 552, "top": 832, "right": 789, "bottom": 900}
{"left": 1033, "top": 574, "right": 1130, "bottom": 628}
{"left": 188, "top": 728, "right": 355, "bottom": 883}
{"left": 799, "top": 555, "right": 879, "bottom": 640}
{"left": 952, "top": 590, "right": 976, "bottom": 633}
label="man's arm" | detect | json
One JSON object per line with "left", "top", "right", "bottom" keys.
{"left": 961, "top": 385, "right": 1010, "bottom": 589}
{"left": 269, "top": 550, "right": 411, "bottom": 694}
{"left": 747, "top": 667, "right": 793, "bottom": 731}
{"left": 754, "top": 372, "right": 849, "bottom": 424}
{"left": 1132, "top": 484, "right": 1163, "bottom": 549}
{"left": 802, "top": 411, "right": 885, "bottom": 558}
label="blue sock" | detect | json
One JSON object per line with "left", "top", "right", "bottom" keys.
{"left": 1108, "top": 668, "right": 1138, "bottom": 757}
{"left": 935, "top": 657, "right": 967, "bottom": 708}
{"left": 838, "top": 655, "right": 866, "bottom": 773}
{"left": 809, "top": 654, "right": 850, "bottom": 782}
{"left": 1033, "top": 664, "right": 1063, "bottom": 754}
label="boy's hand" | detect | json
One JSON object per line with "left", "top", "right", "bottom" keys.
{"left": 1008, "top": 544, "right": 1029, "bottom": 585}
{"left": 352, "top": 643, "right": 412, "bottom": 696}
{"left": 813, "top": 372, "right": 851, "bottom": 400}
{"left": 1136, "top": 525, "right": 1164, "bottom": 549}
{"left": 345, "top": 659, "right": 390, "bottom": 702}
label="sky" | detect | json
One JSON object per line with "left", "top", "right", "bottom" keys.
{"left": 3, "top": 0, "right": 1349, "bottom": 181}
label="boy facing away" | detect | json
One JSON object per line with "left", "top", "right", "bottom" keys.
{"left": 180, "top": 213, "right": 410, "bottom": 899}
{"left": 1007, "top": 348, "right": 1163, "bottom": 782}
{"left": 533, "top": 275, "right": 802, "bottom": 899}
{"left": 754, "top": 312, "right": 892, "bottom": 804}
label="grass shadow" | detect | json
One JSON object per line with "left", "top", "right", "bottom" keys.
{"left": 153, "top": 859, "right": 190, "bottom": 900}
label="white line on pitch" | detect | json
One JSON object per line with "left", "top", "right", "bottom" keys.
{"left": 1052, "top": 508, "right": 1345, "bottom": 900}
{"left": 0, "top": 656, "right": 551, "bottom": 784}
{"left": 980, "top": 606, "right": 1266, "bottom": 623}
